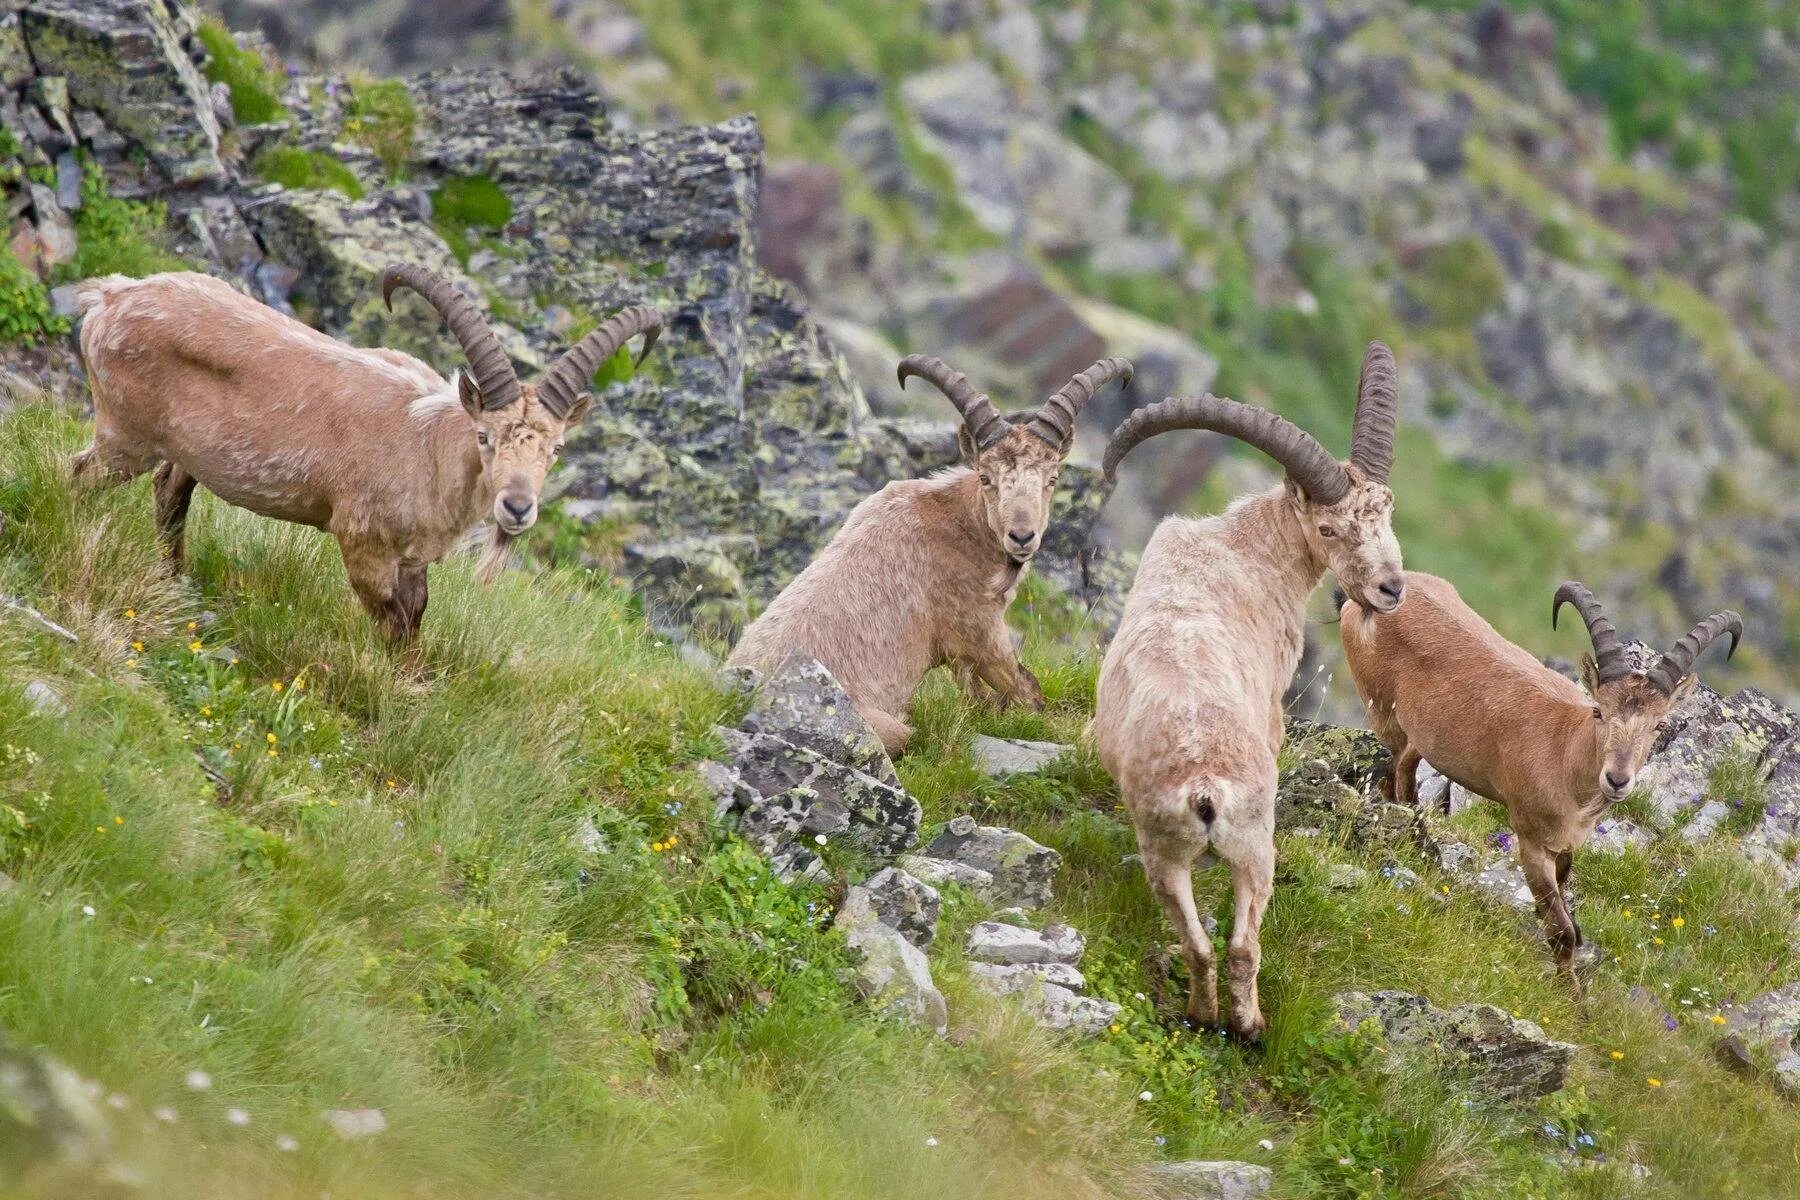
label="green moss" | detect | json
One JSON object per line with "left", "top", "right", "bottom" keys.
{"left": 344, "top": 79, "right": 417, "bottom": 179}
{"left": 196, "top": 19, "right": 286, "bottom": 126}
{"left": 57, "top": 161, "right": 188, "bottom": 281}
{"left": 428, "top": 175, "right": 512, "bottom": 265}
{"left": 1533, "top": 218, "right": 1582, "bottom": 263}
{"left": 0, "top": 251, "right": 66, "bottom": 346}
{"left": 1401, "top": 237, "right": 1507, "bottom": 328}
{"left": 252, "top": 145, "right": 365, "bottom": 199}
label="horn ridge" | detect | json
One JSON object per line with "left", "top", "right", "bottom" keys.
{"left": 379, "top": 263, "right": 521, "bottom": 411}
{"left": 1648, "top": 610, "right": 1743, "bottom": 695}
{"left": 1101, "top": 392, "right": 1349, "bottom": 504}
{"left": 537, "top": 304, "right": 663, "bottom": 420}
{"left": 1551, "top": 581, "right": 1628, "bottom": 684}
{"left": 1349, "top": 340, "right": 1398, "bottom": 483}
{"left": 1024, "top": 356, "right": 1134, "bottom": 448}
{"left": 897, "top": 354, "right": 1010, "bottom": 448}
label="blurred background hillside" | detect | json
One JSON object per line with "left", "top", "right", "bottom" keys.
{"left": 206, "top": 0, "right": 1800, "bottom": 712}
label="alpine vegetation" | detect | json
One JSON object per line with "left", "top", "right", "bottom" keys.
{"left": 70, "top": 266, "right": 661, "bottom": 642}
{"left": 1339, "top": 575, "right": 1742, "bottom": 986}
{"left": 728, "top": 353, "right": 1132, "bottom": 755}
{"left": 1093, "top": 342, "right": 1404, "bottom": 1040}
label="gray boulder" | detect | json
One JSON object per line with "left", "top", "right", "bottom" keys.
{"left": 857, "top": 866, "right": 940, "bottom": 949}
{"left": 896, "top": 853, "right": 996, "bottom": 897}
{"left": 717, "top": 728, "right": 921, "bottom": 858}
{"left": 923, "top": 816, "right": 1061, "bottom": 908}
{"left": 1635, "top": 689, "right": 1796, "bottom": 830}
{"left": 965, "top": 919, "right": 1083, "bottom": 966}
{"left": 1334, "top": 990, "right": 1576, "bottom": 1100}
{"left": 740, "top": 652, "right": 898, "bottom": 785}
{"left": 836, "top": 884, "right": 947, "bottom": 1036}
{"left": 970, "top": 734, "right": 1069, "bottom": 779}
{"left": 1142, "top": 1160, "right": 1273, "bottom": 1200}
{"left": 1586, "top": 818, "right": 1654, "bottom": 854}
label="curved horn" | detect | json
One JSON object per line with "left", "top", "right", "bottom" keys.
{"left": 537, "top": 304, "right": 663, "bottom": 421}
{"left": 1648, "top": 611, "right": 1742, "bottom": 696}
{"left": 1101, "top": 393, "right": 1349, "bottom": 504}
{"left": 381, "top": 263, "right": 519, "bottom": 411}
{"left": 1350, "top": 340, "right": 1398, "bottom": 483}
{"left": 897, "top": 354, "right": 1009, "bottom": 448}
{"left": 1551, "top": 581, "right": 1628, "bottom": 685}
{"left": 1024, "top": 356, "right": 1133, "bottom": 448}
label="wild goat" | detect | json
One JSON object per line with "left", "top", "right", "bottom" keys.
{"left": 727, "top": 353, "right": 1133, "bottom": 755}
{"left": 1092, "top": 343, "right": 1404, "bottom": 1040}
{"left": 72, "top": 267, "right": 660, "bottom": 643}
{"left": 1339, "top": 573, "right": 1740, "bottom": 985}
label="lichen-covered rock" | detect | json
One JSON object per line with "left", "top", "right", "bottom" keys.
{"left": 1284, "top": 719, "right": 1393, "bottom": 796}
{"left": 897, "top": 852, "right": 996, "bottom": 897}
{"left": 970, "top": 733, "right": 1069, "bottom": 779}
{"left": 1470, "top": 858, "right": 1536, "bottom": 911}
{"left": 19, "top": 0, "right": 223, "bottom": 185}
{"left": 923, "top": 815, "right": 1060, "bottom": 908}
{"left": 836, "top": 883, "right": 947, "bottom": 1036}
{"left": 1635, "top": 689, "right": 1797, "bottom": 830}
{"left": 964, "top": 920, "right": 1083, "bottom": 966}
{"left": 857, "top": 866, "right": 940, "bottom": 949}
{"left": 966, "top": 960, "right": 1086, "bottom": 994}
{"left": 715, "top": 728, "right": 920, "bottom": 858}
{"left": 1334, "top": 989, "right": 1576, "bottom": 1100}
{"left": 1142, "top": 1159, "right": 1274, "bottom": 1200}
{"left": 739, "top": 652, "right": 897, "bottom": 785}
{"left": 1586, "top": 817, "right": 1654, "bottom": 855}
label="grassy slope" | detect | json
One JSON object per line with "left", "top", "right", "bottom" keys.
{"left": 5, "top": 395, "right": 1800, "bottom": 1199}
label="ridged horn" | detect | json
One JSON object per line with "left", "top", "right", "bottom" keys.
{"left": 537, "top": 304, "right": 663, "bottom": 421}
{"left": 1024, "top": 356, "right": 1133, "bottom": 448}
{"left": 1648, "top": 611, "right": 1742, "bottom": 696}
{"left": 1350, "top": 340, "right": 1398, "bottom": 483}
{"left": 381, "top": 263, "right": 519, "bottom": 411}
{"left": 897, "top": 354, "right": 1009, "bottom": 448}
{"left": 1551, "top": 581, "right": 1629, "bottom": 685}
{"left": 1101, "top": 393, "right": 1350, "bottom": 504}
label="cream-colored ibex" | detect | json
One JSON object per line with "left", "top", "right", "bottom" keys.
{"left": 1094, "top": 343, "right": 1405, "bottom": 1040}
{"left": 729, "top": 353, "right": 1133, "bottom": 755}
{"left": 1339, "top": 574, "right": 1740, "bottom": 985}
{"left": 72, "top": 267, "right": 660, "bottom": 642}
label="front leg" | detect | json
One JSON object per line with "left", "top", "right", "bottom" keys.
{"left": 961, "top": 613, "right": 1044, "bottom": 711}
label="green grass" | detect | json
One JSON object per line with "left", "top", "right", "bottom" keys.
{"left": 57, "top": 159, "right": 189, "bottom": 281}
{"left": 197, "top": 18, "right": 288, "bottom": 126}
{"left": 6, "top": 393, "right": 1800, "bottom": 1196}
{"left": 254, "top": 145, "right": 366, "bottom": 199}
{"left": 344, "top": 79, "right": 417, "bottom": 179}
{"left": 0, "top": 249, "right": 65, "bottom": 346}
{"left": 430, "top": 175, "right": 513, "bottom": 267}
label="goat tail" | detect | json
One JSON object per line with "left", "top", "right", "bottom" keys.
{"left": 1178, "top": 775, "right": 1244, "bottom": 831}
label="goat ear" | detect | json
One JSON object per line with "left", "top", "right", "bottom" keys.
{"left": 1579, "top": 652, "right": 1600, "bottom": 695}
{"left": 1668, "top": 672, "right": 1696, "bottom": 705}
{"left": 1282, "top": 475, "right": 1308, "bottom": 510}
{"left": 562, "top": 391, "right": 594, "bottom": 426}
{"left": 456, "top": 371, "right": 484, "bottom": 419}
{"left": 956, "top": 425, "right": 977, "bottom": 464}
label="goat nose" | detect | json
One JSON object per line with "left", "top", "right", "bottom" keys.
{"left": 1007, "top": 527, "right": 1036, "bottom": 548}
{"left": 1378, "top": 577, "right": 1405, "bottom": 604}
{"left": 1605, "top": 770, "right": 1630, "bottom": 791}
{"left": 501, "top": 494, "right": 533, "bottom": 521}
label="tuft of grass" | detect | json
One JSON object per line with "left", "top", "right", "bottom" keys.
{"left": 430, "top": 175, "right": 513, "bottom": 266}
{"left": 253, "top": 145, "right": 365, "bottom": 199}
{"left": 0, "top": 249, "right": 66, "bottom": 345}
{"left": 196, "top": 18, "right": 287, "bottom": 126}
{"left": 57, "top": 160, "right": 189, "bottom": 281}
{"left": 344, "top": 79, "right": 417, "bottom": 179}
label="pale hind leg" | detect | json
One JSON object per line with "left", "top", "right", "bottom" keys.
{"left": 1211, "top": 784, "right": 1276, "bottom": 1042}
{"left": 69, "top": 438, "right": 155, "bottom": 493}
{"left": 862, "top": 706, "right": 913, "bottom": 758}
{"left": 1139, "top": 840, "right": 1219, "bottom": 1028}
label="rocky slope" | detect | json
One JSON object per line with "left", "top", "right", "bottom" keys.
{"left": 187, "top": 0, "right": 1800, "bottom": 713}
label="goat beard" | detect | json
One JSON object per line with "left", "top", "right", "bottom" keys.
{"left": 475, "top": 525, "right": 514, "bottom": 585}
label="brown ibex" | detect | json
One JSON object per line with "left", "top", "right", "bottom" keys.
{"left": 1093, "top": 342, "right": 1405, "bottom": 1040}
{"left": 728, "top": 353, "right": 1133, "bottom": 755}
{"left": 72, "top": 267, "right": 659, "bottom": 643}
{"left": 1339, "top": 574, "right": 1740, "bottom": 985}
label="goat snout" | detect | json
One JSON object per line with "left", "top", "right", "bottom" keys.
{"left": 496, "top": 491, "right": 537, "bottom": 533}
{"left": 1005, "top": 527, "right": 1039, "bottom": 559}
{"left": 1363, "top": 575, "right": 1405, "bottom": 613}
{"left": 1602, "top": 769, "right": 1632, "bottom": 796}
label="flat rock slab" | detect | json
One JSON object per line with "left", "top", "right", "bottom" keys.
{"left": 923, "top": 815, "right": 1060, "bottom": 908}
{"left": 897, "top": 853, "right": 996, "bottom": 897}
{"left": 858, "top": 866, "right": 940, "bottom": 949}
{"left": 1471, "top": 858, "right": 1536, "bottom": 910}
{"left": 837, "top": 884, "right": 947, "bottom": 1036}
{"left": 739, "top": 652, "right": 899, "bottom": 785}
{"left": 1335, "top": 990, "right": 1576, "bottom": 1100}
{"left": 1586, "top": 818, "right": 1654, "bottom": 854}
{"left": 965, "top": 920, "right": 1084, "bottom": 966}
{"left": 1143, "top": 1160, "right": 1273, "bottom": 1200}
{"left": 717, "top": 727, "right": 921, "bottom": 858}
{"left": 966, "top": 962, "right": 1120, "bottom": 1035}
{"left": 971, "top": 734, "right": 1070, "bottom": 778}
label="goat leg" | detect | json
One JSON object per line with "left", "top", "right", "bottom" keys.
{"left": 862, "top": 706, "right": 913, "bottom": 758}
{"left": 342, "top": 540, "right": 417, "bottom": 645}
{"left": 1139, "top": 842, "right": 1219, "bottom": 1029}
{"left": 152, "top": 462, "right": 199, "bottom": 571}
{"left": 1520, "top": 840, "right": 1581, "bottom": 991}
{"left": 1392, "top": 745, "right": 1422, "bottom": 807}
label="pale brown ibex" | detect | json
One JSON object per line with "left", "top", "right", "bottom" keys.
{"left": 729, "top": 353, "right": 1133, "bottom": 755}
{"left": 73, "top": 268, "right": 660, "bottom": 642}
{"left": 1340, "top": 574, "right": 1740, "bottom": 985}
{"left": 1093, "top": 342, "right": 1405, "bottom": 1040}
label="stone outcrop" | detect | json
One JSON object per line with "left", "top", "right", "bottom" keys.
{"left": 921, "top": 815, "right": 1061, "bottom": 909}
{"left": 836, "top": 881, "right": 948, "bottom": 1037}
{"left": 1334, "top": 989, "right": 1577, "bottom": 1100}
{"left": 964, "top": 919, "right": 1121, "bottom": 1035}
{"left": 1142, "top": 1160, "right": 1274, "bottom": 1200}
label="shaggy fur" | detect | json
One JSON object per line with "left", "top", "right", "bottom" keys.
{"left": 729, "top": 424, "right": 1070, "bottom": 754}
{"left": 1339, "top": 571, "right": 1711, "bottom": 988}
{"left": 70, "top": 272, "right": 591, "bottom": 644}
{"left": 1094, "top": 469, "right": 1403, "bottom": 1038}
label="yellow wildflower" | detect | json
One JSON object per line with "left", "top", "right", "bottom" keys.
{"left": 124, "top": 608, "right": 136, "bottom": 619}
{"left": 189, "top": 640, "right": 203, "bottom": 653}
{"left": 1671, "top": 916, "right": 1685, "bottom": 928}
{"left": 267, "top": 749, "right": 278, "bottom": 759}
{"left": 200, "top": 706, "right": 212, "bottom": 717}
{"left": 1622, "top": 908, "right": 1633, "bottom": 918}
{"left": 1653, "top": 936, "right": 1664, "bottom": 946}
{"left": 266, "top": 732, "right": 278, "bottom": 744}
{"left": 385, "top": 779, "right": 397, "bottom": 790}
{"left": 1609, "top": 1050, "right": 1625, "bottom": 1060}
{"left": 131, "top": 641, "right": 144, "bottom": 653}
{"left": 667, "top": 834, "right": 679, "bottom": 846}
{"left": 1711, "top": 1014, "right": 1727, "bottom": 1025}
{"left": 113, "top": 816, "right": 123, "bottom": 826}
{"left": 186, "top": 621, "right": 197, "bottom": 631}
{"left": 293, "top": 677, "right": 305, "bottom": 691}
{"left": 1646, "top": 1077, "right": 1662, "bottom": 1088}
{"left": 125, "top": 658, "right": 138, "bottom": 669}
{"left": 271, "top": 680, "right": 284, "bottom": 692}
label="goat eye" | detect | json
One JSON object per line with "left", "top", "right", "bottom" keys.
{"left": 476, "top": 430, "right": 490, "bottom": 447}
{"left": 978, "top": 473, "right": 993, "bottom": 487}
{"left": 553, "top": 442, "right": 564, "bottom": 457}
{"left": 1592, "top": 705, "right": 1603, "bottom": 720}
{"left": 1318, "top": 525, "right": 1337, "bottom": 538}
